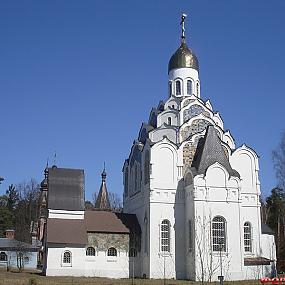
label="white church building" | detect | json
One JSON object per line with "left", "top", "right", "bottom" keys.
{"left": 38, "top": 15, "right": 276, "bottom": 281}
{"left": 122, "top": 15, "right": 276, "bottom": 281}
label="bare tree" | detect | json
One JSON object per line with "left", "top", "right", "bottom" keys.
{"left": 273, "top": 131, "right": 285, "bottom": 190}
{"left": 14, "top": 179, "right": 40, "bottom": 242}
{"left": 92, "top": 191, "right": 122, "bottom": 211}
{"left": 194, "top": 214, "right": 230, "bottom": 283}
{"left": 14, "top": 241, "right": 31, "bottom": 271}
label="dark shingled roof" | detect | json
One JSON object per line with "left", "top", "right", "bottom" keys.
{"left": 85, "top": 210, "right": 140, "bottom": 234}
{"left": 48, "top": 167, "right": 85, "bottom": 211}
{"left": 244, "top": 257, "right": 272, "bottom": 266}
{"left": 191, "top": 125, "right": 240, "bottom": 178}
{"left": 47, "top": 218, "right": 87, "bottom": 245}
{"left": 0, "top": 238, "right": 38, "bottom": 251}
{"left": 261, "top": 223, "right": 275, "bottom": 235}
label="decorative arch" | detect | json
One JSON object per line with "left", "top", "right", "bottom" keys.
{"left": 180, "top": 118, "right": 212, "bottom": 141}
{"left": 183, "top": 104, "right": 210, "bottom": 123}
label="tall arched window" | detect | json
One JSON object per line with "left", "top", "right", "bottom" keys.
{"left": 167, "top": 117, "right": 172, "bottom": 125}
{"left": 124, "top": 167, "right": 129, "bottom": 196}
{"left": 107, "top": 247, "right": 117, "bottom": 257}
{"left": 63, "top": 251, "right": 71, "bottom": 264}
{"left": 86, "top": 247, "right": 95, "bottom": 256}
{"left": 212, "top": 216, "right": 226, "bottom": 252}
{"left": 196, "top": 82, "right": 199, "bottom": 97}
{"left": 176, "top": 81, "right": 181, "bottom": 95}
{"left": 187, "top": 80, "right": 192, "bottom": 95}
{"left": 144, "top": 150, "right": 150, "bottom": 185}
{"left": 161, "top": 219, "right": 171, "bottom": 252}
{"left": 244, "top": 222, "right": 252, "bottom": 252}
{"left": 169, "top": 82, "right": 172, "bottom": 97}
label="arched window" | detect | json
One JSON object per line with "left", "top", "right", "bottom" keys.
{"left": 176, "top": 81, "right": 181, "bottom": 95}
{"left": 196, "top": 82, "right": 199, "bottom": 97}
{"left": 161, "top": 219, "right": 171, "bottom": 252}
{"left": 107, "top": 247, "right": 117, "bottom": 257}
{"left": 63, "top": 251, "right": 71, "bottom": 264}
{"left": 169, "top": 82, "right": 172, "bottom": 96}
{"left": 86, "top": 247, "right": 96, "bottom": 256}
{"left": 0, "top": 252, "right": 7, "bottom": 261}
{"left": 124, "top": 167, "right": 129, "bottom": 196}
{"left": 144, "top": 150, "right": 150, "bottom": 185}
{"left": 212, "top": 216, "right": 226, "bottom": 252}
{"left": 129, "top": 248, "right": 137, "bottom": 257}
{"left": 244, "top": 222, "right": 252, "bottom": 252}
{"left": 187, "top": 80, "right": 192, "bottom": 95}
{"left": 167, "top": 117, "right": 172, "bottom": 125}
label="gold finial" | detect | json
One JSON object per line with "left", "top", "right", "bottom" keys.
{"left": 180, "top": 13, "right": 187, "bottom": 43}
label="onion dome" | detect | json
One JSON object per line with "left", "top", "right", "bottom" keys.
{"left": 168, "top": 42, "right": 199, "bottom": 73}
{"left": 168, "top": 13, "right": 199, "bottom": 73}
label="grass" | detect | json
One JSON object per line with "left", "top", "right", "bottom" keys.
{"left": 0, "top": 270, "right": 262, "bottom": 285}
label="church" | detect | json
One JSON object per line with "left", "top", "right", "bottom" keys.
{"left": 38, "top": 15, "right": 276, "bottom": 281}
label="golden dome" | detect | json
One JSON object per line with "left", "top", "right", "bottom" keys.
{"left": 168, "top": 42, "right": 199, "bottom": 73}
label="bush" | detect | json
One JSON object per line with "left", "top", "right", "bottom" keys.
{"left": 28, "top": 277, "right": 37, "bottom": 285}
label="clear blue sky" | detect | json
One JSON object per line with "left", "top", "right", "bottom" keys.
{"left": 0, "top": 1, "right": 284, "bottom": 200}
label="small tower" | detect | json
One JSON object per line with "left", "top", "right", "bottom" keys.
{"left": 95, "top": 168, "right": 111, "bottom": 210}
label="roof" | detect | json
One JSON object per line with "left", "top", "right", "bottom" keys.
{"left": 48, "top": 167, "right": 85, "bottom": 211}
{"left": 191, "top": 125, "right": 240, "bottom": 178}
{"left": 85, "top": 210, "right": 140, "bottom": 234}
{"left": 168, "top": 42, "right": 199, "bottom": 73}
{"left": 261, "top": 223, "right": 275, "bottom": 235}
{"left": 244, "top": 257, "right": 272, "bottom": 266}
{"left": 0, "top": 238, "right": 38, "bottom": 251}
{"left": 94, "top": 170, "right": 111, "bottom": 210}
{"left": 47, "top": 218, "right": 87, "bottom": 245}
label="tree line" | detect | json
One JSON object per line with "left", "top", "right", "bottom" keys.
{"left": 0, "top": 178, "right": 123, "bottom": 242}
{"left": 0, "top": 179, "right": 40, "bottom": 243}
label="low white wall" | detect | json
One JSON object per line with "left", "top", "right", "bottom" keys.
{"left": 45, "top": 245, "right": 130, "bottom": 278}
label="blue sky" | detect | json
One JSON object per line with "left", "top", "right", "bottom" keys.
{"left": 0, "top": 1, "right": 284, "bottom": 200}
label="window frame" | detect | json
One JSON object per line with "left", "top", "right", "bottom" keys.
{"left": 244, "top": 222, "right": 252, "bottom": 253}
{"left": 86, "top": 246, "right": 96, "bottom": 256}
{"left": 107, "top": 247, "right": 117, "bottom": 257}
{"left": 167, "top": 117, "right": 172, "bottom": 125}
{"left": 129, "top": 248, "right": 137, "bottom": 257}
{"left": 62, "top": 250, "right": 72, "bottom": 267}
{"left": 175, "top": 80, "right": 182, "bottom": 96}
{"left": 0, "top": 252, "right": 7, "bottom": 262}
{"left": 187, "top": 79, "right": 193, "bottom": 95}
{"left": 160, "top": 219, "right": 171, "bottom": 254}
{"left": 212, "top": 216, "right": 227, "bottom": 252}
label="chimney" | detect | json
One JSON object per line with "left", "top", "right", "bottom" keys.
{"left": 5, "top": 230, "right": 15, "bottom": 239}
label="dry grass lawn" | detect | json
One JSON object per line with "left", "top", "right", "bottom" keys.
{"left": 0, "top": 270, "right": 262, "bottom": 285}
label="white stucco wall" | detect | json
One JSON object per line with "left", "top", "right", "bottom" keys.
{"left": 45, "top": 245, "right": 130, "bottom": 278}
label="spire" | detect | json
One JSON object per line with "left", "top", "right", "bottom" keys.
{"left": 95, "top": 167, "right": 111, "bottom": 210}
{"left": 180, "top": 13, "right": 187, "bottom": 43}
